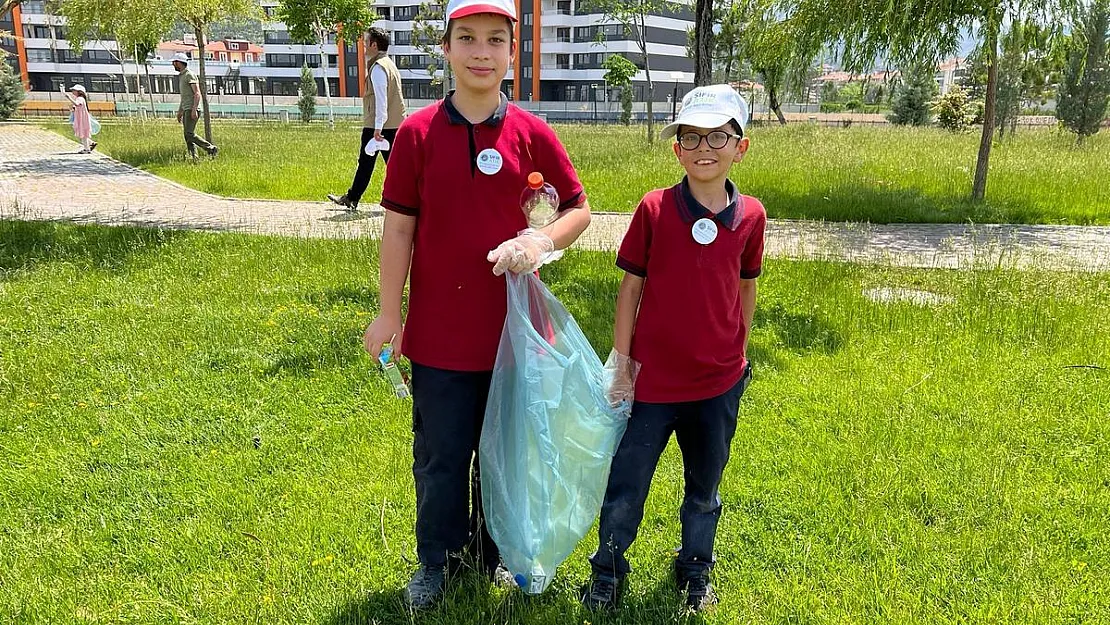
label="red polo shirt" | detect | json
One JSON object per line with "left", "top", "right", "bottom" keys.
{"left": 382, "top": 92, "right": 586, "bottom": 371}
{"left": 617, "top": 178, "right": 766, "bottom": 403}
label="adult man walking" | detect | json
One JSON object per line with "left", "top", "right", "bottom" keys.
{"left": 327, "top": 28, "right": 405, "bottom": 211}
{"left": 172, "top": 52, "right": 219, "bottom": 160}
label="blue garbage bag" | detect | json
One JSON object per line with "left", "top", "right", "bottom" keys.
{"left": 480, "top": 271, "right": 630, "bottom": 594}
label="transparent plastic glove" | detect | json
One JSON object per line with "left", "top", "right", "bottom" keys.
{"left": 604, "top": 349, "right": 641, "bottom": 410}
{"left": 487, "top": 228, "right": 556, "bottom": 276}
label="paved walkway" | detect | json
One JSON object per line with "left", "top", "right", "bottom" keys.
{"left": 3, "top": 124, "right": 1109, "bottom": 271}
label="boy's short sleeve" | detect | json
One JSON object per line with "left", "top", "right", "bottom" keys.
{"left": 381, "top": 120, "right": 422, "bottom": 216}
{"left": 531, "top": 121, "right": 586, "bottom": 211}
{"left": 740, "top": 198, "right": 766, "bottom": 279}
{"left": 616, "top": 199, "right": 653, "bottom": 278}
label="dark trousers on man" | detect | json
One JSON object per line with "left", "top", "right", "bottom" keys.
{"left": 410, "top": 362, "right": 499, "bottom": 571}
{"left": 182, "top": 114, "right": 215, "bottom": 157}
{"left": 347, "top": 127, "right": 398, "bottom": 206}
{"left": 590, "top": 363, "right": 753, "bottom": 581}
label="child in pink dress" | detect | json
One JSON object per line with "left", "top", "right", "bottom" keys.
{"left": 63, "top": 84, "right": 93, "bottom": 154}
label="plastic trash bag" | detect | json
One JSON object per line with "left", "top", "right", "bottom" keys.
{"left": 480, "top": 271, "right": 631, "bottom": 595}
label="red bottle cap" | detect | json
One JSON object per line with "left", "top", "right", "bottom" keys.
{"left": 527, "top": 171, "right": 544, "bottom": 190}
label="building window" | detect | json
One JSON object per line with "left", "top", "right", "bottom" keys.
{"left": 556, "top": 54, "right": 569, "bottom": 69}
{"left": 522, "top": 40, "right": 531, "bottom": 52}
{"left": 557, "top": 28, "right": 571, "bottom": 43}
{"left": 305, "top": 54, "right": 321, "bottom": 67}
{"left": 27, "top": 48, "right": 53, "bottom": 62}
{"left": 394, "top": 31, "right": 411, "bottom": 45}
{"left": 522, "top": 66, "right": 531, "bottom": 78}
{"left": 523, "top": 13, "right": 532, "bottom": 25}
{"left": 557, "top": 0, "right": 572, "bottom": 14}
{"left": 575, "top": 26, "right": 591, "bottom": 41}
{"left": 264, "top": 30, "right": 292, "bottom": 44}
{"left": 394, "top": 5, "right": 418, "bottom": 20}
{"left": 564, "top": 85, "right": 576, "bottom": 101}
{"left": 348, "top": 65, "right": 358, "bottom": 77}
{"left": 376, "top": 6, "right": 391, "bottom": 19}
{"left": 21, "top": 0, "right": 46, "bottom": 13}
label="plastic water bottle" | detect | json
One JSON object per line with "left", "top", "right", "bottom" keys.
{"left": 521, "top": 172, "right": 559, "bottom": 230}
{"left": 521, "top": 172, "right": 563, "bottom": 264}
{"left": 379, "top": 342, "right": 410, "bottom": 399}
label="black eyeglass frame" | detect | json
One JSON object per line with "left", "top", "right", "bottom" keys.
{"left": 677, "top": 129, "right": 744, "bottom": 150}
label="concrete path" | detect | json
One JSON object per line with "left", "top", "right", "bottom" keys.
{"left": 3, "top": 124, "right": 1109, "bottom": 271}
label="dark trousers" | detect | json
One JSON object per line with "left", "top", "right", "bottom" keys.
{"left": 590, "top": 363, "right": 753, "bottom": 580}
{"left": 347, "top": 127, "right": 397, "bottom": 206}
{"left": 411, "top": 362, "right": 499, "bottom": 570}
{"left": 181, "top": 114, "right": 215, "bottom": 156}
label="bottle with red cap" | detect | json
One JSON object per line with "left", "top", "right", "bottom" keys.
{"left": 521, "top": 171, "right": 559, "bottom": 230}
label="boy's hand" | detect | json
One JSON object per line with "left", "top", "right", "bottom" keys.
{"left": 363, "top": 314, "right": 404, "bottom": 360}
{"left": 487, "top": 229, "right": 556, "bottom": 276}
{"left": 176, "top": 110, "right": 183, "bottom": 123}
{"left": 605, "top": 349, "right": 641, "bottom": 408}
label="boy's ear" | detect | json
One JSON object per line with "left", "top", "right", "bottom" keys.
{"left": 672, "top": 141, "right": 682, "bottom": 159}
{"left": 734, "top": 137, "right": 750, "bottom": 162}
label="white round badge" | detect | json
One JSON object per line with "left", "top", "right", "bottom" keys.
{"left": 692, "top": 218, "right": 718, "bottom": 245}
{"left": 476, "top": 148, "right": 503, "bottom": 175}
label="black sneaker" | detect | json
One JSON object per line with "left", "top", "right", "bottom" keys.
{"left": 327, "top": 193, "right": 357, "bottom": 211}
{"left": 90, "top": 141, "right": 98, "bottom": 151}
{"left": 580, "top": 573, "right": 624, "bottom": 610}
{"left": 677, "top": 573, "right": 717, "bottom": 612}
{"left": 403, "top": 564, "right": 446, "bottom": 610}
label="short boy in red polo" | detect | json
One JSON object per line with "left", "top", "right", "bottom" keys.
{"left": 361, "top": 0, "right": 592, "bottom": 610}
{"left": 583, "top": 85, "right": 766, "bottom": 613}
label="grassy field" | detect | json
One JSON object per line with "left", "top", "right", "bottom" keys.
{"left": 2, "top": 220, "right": 1108, "bottom": 624}
{"left": 47, "top": 119, "right": 1110, "bottom": 225}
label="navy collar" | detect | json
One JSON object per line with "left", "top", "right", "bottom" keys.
{"left": 443, "top": 90, "right": 509, "bottom": 127}
{"left": 674, "top": 177, "right": 744, "bottom": 231}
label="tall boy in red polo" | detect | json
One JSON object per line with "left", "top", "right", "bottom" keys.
{"left": 582, "top": 85, "right": 766, "bottom": 613}
{"left": 361, "top": 0, "right": 592, "bottom": 610}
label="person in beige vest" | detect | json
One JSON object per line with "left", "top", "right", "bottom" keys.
{"left": 328, "top": 27, "right": 407, "bottom": 211}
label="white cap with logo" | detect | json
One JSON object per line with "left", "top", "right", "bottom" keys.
{"left": 659, "top": 84, "right": 750, "bottom": 140}
{"left": 172, "top": 52, "right": 190, "bottom": 63}
{"left": 446, "top": 0, "right": 517, "bottom": 21}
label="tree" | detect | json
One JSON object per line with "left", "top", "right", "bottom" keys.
{"left": 591, "top": 0, "right": 667, "bottom": 141}
{"left": 603, "top": 53, "right": 638, "bottom": 125}
{"left": 1057, "top": 0, "right": 1110, "bottom": 144}
{"left": 713, "top": 0, "right": 819, "bottom": 126}
{"left": 693, "top": 0, "right": 713, "bottom": 85}
{"left": 297, "top": 63, "right": 317, "bottom": 122}
{"left": 279, "top": 0, "right": 368, "bottom": 128}
{"left": 60, "top": 0, "right": 174, "bottom": 116}
{"left": 413, "top": 1, "right": 450, "bottom": 98}
{"left": 177, "top": 0, "right": 260, "bottom": 142}
{"left": 0, "top": 49, "right": 25, "bottom": 121}
{"left": 889, "top": 63, "right": 937, "bottom": 125}
{"left": 995, "top": 20, "right": 1065, "bottom": 137}
{"left": 785, "top": 0, "right": 1079, "bottom": 200}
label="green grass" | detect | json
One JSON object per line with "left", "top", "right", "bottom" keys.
{"left": 47, "top": 119, "right": 1110, "bottom": 225}
{"left": 2, "top": 220, "right": 1108, "bottom": 624}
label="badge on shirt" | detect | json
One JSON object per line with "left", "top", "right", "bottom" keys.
{"left": 477, "top": 148, "right": 503, "bottom": 175}
{"left": 692, "top": 218, "right": 718, "bottom": 245}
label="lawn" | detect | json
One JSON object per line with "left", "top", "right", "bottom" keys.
{"left": 47, "top": 119, "right": 1110, "bottom": 225}
{"left": 1, "top": 220, "right": 1107, "bottom": 624}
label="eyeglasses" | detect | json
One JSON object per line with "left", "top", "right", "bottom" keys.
{"left": 678, "top": 130, "right": 743, "bottom": 150}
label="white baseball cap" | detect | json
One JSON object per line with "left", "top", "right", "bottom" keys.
{"left": 446, "top": 0, "right": 517, "bottom": 21}
{"left": 659, "top": 84, "right": 750, "bottom": 140}
{"left": 69, "top": 84, "right": 86, "bottom": 93}
{"left": 172, "top": 52, "right": 189, "bottom": 63}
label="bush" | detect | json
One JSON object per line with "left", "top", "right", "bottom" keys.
{"left": 934, "top": 85, "right": 973, "bottom": 132}
{"left": 0, "top": 55, "right": 26, "bottom": 121}
{"left": 820, "top": 102, "right": 845, "bottom": 113}
{"left": 297, "top": 64, "right": 317, "bottom": 123}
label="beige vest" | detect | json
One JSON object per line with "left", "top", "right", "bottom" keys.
{"left": 364, "top": 52, "right": 406, "bottom": 129}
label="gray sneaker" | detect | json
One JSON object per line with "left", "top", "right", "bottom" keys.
{"left": 677, "top": 573, "right": 717, "bottom": 612}
{"left": 403, "top": 564, "right": 446, "bottom": 610}
{"left": 581, "top": 573, "right": 624, "bottom": 610}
